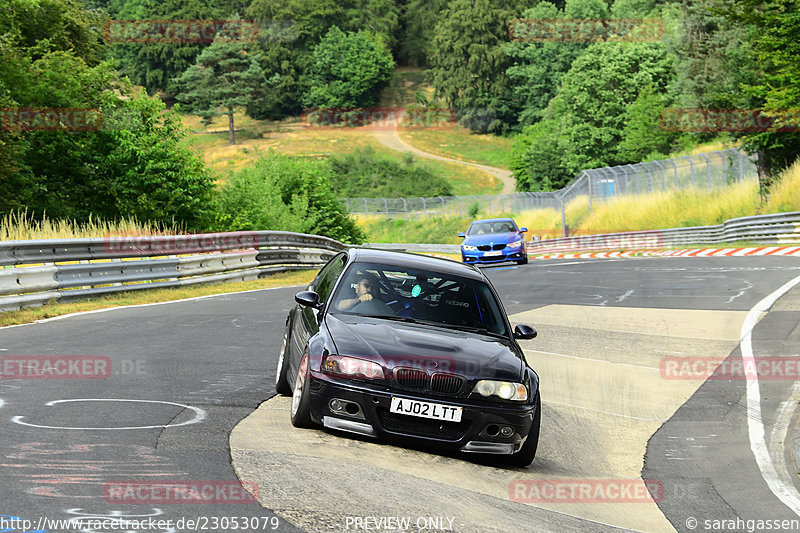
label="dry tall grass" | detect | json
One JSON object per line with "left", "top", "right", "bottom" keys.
{"left": 764, "top": 158, "right": 800, "bottom": 214}
{"left": 0, "top": 210, "right": 181, "bottom": 241}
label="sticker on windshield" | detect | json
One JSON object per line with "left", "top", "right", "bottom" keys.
{"left": 411, "top": 284, "right": 422, "bottom": 297}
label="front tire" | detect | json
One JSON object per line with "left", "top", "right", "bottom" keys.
{"left": 507, "top": 393, "right": 540, "bottom": 467}
{"left": 290, "top": 353, "right": 314, "bottom": 428}
{"left": 275, "top": 326, "right": 292, "bottom": 395}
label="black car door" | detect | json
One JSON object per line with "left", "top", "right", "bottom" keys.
{"left": 291, "top": 253, "right": 346, "bottom": 377}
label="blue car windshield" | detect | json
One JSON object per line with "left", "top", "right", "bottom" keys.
{"left": 467, "top": 221, "right": 516, "bottom": 235}
{"left": 330, "top": 262, "right": 508, "bottom": 336}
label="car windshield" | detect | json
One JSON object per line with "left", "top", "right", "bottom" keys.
{"left": 467, "top": 221, "right": 516, "bottom": 235}
{"left": 330, "top": 262, "right": 508, "bottom": 336}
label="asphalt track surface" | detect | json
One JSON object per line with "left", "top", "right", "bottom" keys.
{"left": 1, "top": 255, "right": 799, "bottom": 532}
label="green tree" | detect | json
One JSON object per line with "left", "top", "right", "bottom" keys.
{"left": 505, "top": 0, "right": 607, "bottom": 126}
{"left": 303, "top": 26, "right": 394, "bottom": 109}
{"left": 245, "top": 0, "right": 345, "bottom": 119}
{"left": 718, "top": 0, "right": 800, "bottom": 185}
{"left": 429, "top": 0, "right": 523, "bottom": 133}
{"left": 0, "top": 0, "right": 215, "bottom": 228}
{"left": 212, "top": 152, "right": 365, "bottom": 243}
{"left": 89, "top": 95, "right": 215, "bottom": 229}
{"left": 0, "top": 0, "right": 108, "bottom": 66}
{"left": 397, "top": 0, "right": 448, "bottom": 66}
{"left": 344, "top": 0, "right": 401, "bottom": 51}
{"left": 511, "top": 119, "right": 574, "bottom": 191}
{"left": 173, "top": 40, "right": 272, "bottom": 145}
{"left": 554, "top": 41, "right": 675, "bottom": 173}
{"left": 618, "top": 84, "right": 678, "bottom": 162}
{"left": 110, "top": 0, "right": 230, "bottom": 95}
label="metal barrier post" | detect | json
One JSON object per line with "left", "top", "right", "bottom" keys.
{"left": 682, "top": 155, "right": 694, "bottom": 187}
{"left": 699, "top": 153, "right": 711, "bottom": 191}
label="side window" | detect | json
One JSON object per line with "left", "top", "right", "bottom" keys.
{"left": 311, "top": 253, "right": 346, "bottom": 301}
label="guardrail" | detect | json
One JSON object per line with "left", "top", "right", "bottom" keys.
{"left": 368, "top": 211, "right": 800, "bottom": 256}
{"left": 528, "top": 212, "right": 800, "bottom": 253}
{"left": 0, "top": 231, "right": 346, "bottom": 312}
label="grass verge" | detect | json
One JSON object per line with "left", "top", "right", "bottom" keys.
{"left": 0, "top": 270, "right": 316, "bottom": 328}
{"left": 399, "top": 126, "right": 513, "bottom": 170}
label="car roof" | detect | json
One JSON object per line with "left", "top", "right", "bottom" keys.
{"left": 469, "top": 218, "right": 517, "bottom": 224}
{"left": 348, "top": 247, "right": 485, "bottom": 281}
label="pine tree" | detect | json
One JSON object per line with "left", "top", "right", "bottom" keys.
{"left": 173, "top": 39, "right": 273, "bottom": 145}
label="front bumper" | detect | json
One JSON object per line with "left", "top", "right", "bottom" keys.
{"left": 306, "top": 372, "right": 537, "bottom": 454}
{"left": 462, "top": 248, "right": 527, "bottom": 264}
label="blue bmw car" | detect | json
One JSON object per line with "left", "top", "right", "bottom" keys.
{"left": 459, "top": 218, "right": 528, "bottom": 265}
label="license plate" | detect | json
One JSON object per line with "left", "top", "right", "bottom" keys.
{"left": 390, "top": 397, "right": 462, "bottom": 422}
{"left": 483, "top": 250, "right": 502, "bottom": 256}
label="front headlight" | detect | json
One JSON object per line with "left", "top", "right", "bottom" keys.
{"left": 322, "top": 355, "right": 384, "bottom": 379}
{"left": 507, "top": 240, "right": 523, "bottom": 248}
{"left": 462, "top": 245, "right": 478, "bottom": 252}
{"left": 472, "top": 380, "right": 528, "bottom": 401}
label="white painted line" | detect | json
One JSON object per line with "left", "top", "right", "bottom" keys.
{"left": 525, "top": 349, "right": 660, "bottom": 371}
{"left": 544, "top": 399, "right": 666, "bottom": 422}
{"left": 769, "top": 381, "right": 800, "bottom": 496}
{"left": 11, "top": 398, "right": 207, "bottom": 430}
{"left": 741, "top": 272, "right": 800, "bottom": 515}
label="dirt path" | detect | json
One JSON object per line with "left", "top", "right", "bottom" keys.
{"left": 373, "top": 129, "right": 516, "bottom": 194}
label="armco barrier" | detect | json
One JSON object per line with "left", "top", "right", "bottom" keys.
{"left": 0, "top": 231, "right": 346, "bottom": 312}
{"left": 369, "top": 211, "right": 800, "bottom": 257}
{"left": 528, "top": 211, "right": 800, "bottom": 254}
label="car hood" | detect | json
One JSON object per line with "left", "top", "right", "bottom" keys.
{"left": 462, "top": 232, "right": 522, "bottom": 247}
{"left": 324, "top": 313, "right": 523, "bottom": 381}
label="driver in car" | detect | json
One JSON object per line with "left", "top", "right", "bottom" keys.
{"left": 336, "top": 277, "right": 374, "bottom": 311}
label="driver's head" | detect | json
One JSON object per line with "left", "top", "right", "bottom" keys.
{"left": 355, "top": 277, "right": 372, "bottom": 296}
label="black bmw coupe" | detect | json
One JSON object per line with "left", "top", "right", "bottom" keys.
{"left": 274, "top": 248, "right": 541, "bottom": 466}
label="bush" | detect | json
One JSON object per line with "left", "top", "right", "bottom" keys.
{"left": 327, "top": 147, "right": 453, "bottom": 198}
{"left": 211, "top": 152, "right": 364, "bottom": 244}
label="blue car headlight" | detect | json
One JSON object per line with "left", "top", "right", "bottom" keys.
{"left": 507, "top": 240, "right": 523, "bottom": 248}
{"left": 462, "top": 245, "right": 478, "bottom": 252}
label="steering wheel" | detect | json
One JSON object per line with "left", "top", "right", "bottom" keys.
{"left": 351, "top": 298, "right": 394, "bottom": 315}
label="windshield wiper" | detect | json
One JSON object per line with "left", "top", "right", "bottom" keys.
{"left": 356, "top": 314, "right": 417, "bottom": 323}
{"left": 439, "top": 323, "right": 508, "bottom": 339}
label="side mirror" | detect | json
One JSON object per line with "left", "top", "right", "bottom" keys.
{"left": 458, "top": 232, "right": 466, "bottom": 238}
{"left": 513, "top": 324, "right": 537, "bottom": 340}
{"left": 519, "top": 227, "right": 528, "bottom": 233}
{"left": 295, "top": 291, "right": 323, "bottom": 309}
